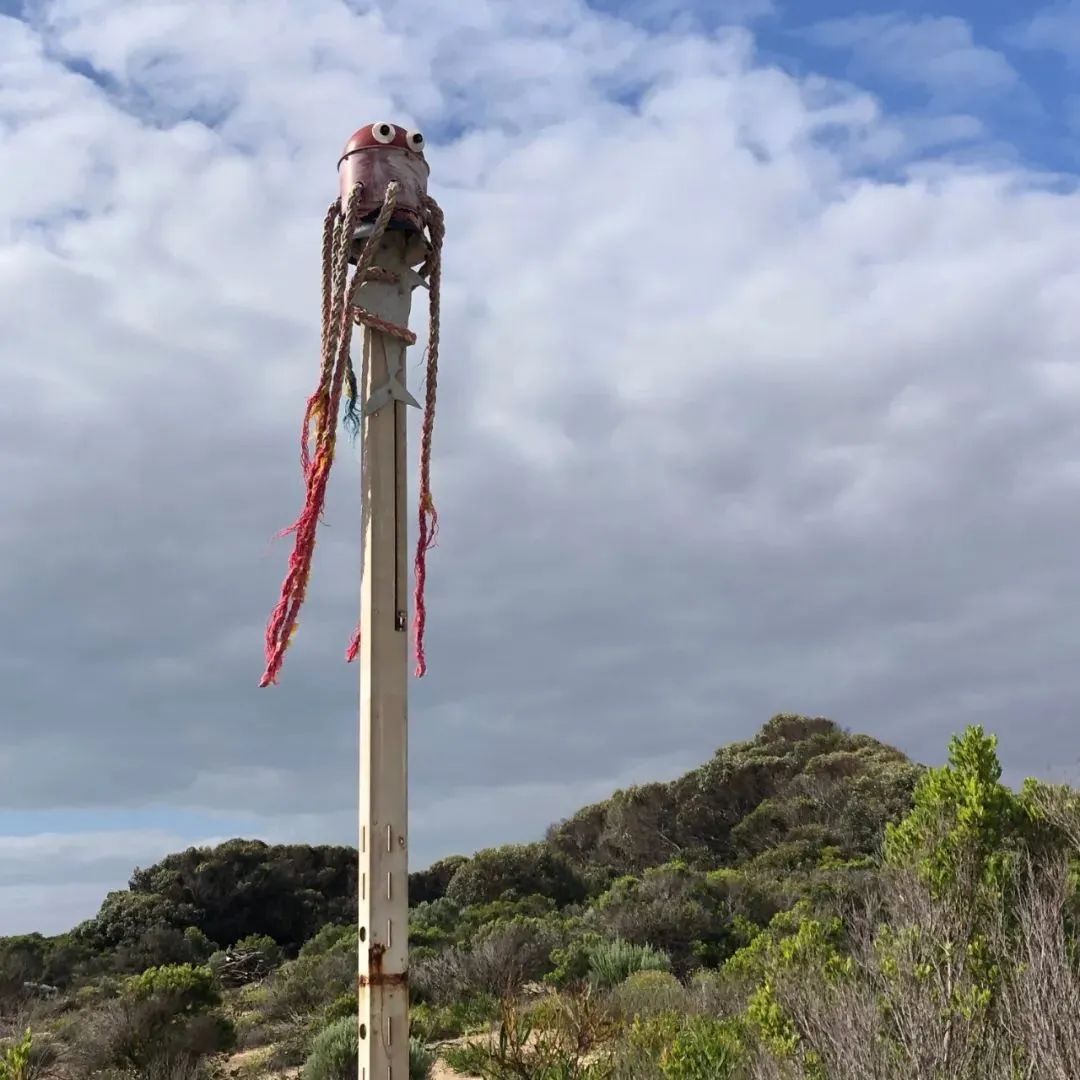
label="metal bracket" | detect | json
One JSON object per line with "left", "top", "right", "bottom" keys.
{"left": 363, "top": 370, "right": 420, "bottom": 416}
{"left": 361, "top": 267, "right": 428, "bottom": 417}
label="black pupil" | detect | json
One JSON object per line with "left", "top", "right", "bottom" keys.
{"left": 380, "top": 125, "right": 391, "bottom": 135}
{"left": 412, "top": 134, "right": 422, "bottom": 143}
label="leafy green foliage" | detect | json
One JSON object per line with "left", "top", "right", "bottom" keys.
{"left": 409, "top": 1037, "right": 437, "bottom": 1080}
{"left": 301, "top": 1019, "right": 434, "bottom": 1080}
{"left": 410, "top": 995, "right": 499, "bottom": 1040}
{"left": 0, "top": 1029, "right": 32, "bottom": 1080}
{"left": 413, "top": 915, "right": 565, "bottom": 1004}
{"left": 126, "top": 839, "right": 357, "bottom": 954}
{"left": 300, "top": 922, "right": 355, "bottom": 958}
{"left": 302, "top": 1016, "right": 356, "bottom": 1080}
{"left": 585, "top": 862, "right": 779, "bottom": 972}
{"left": 444, "top": 992, "right": 614, "bottom": 1079}
{"left": 0, "top": 933, "right": 87, "bottom": 998}
{"left": 324, "top": 991, "right": 358, "bottom": 1024}
{"left": 72, "top": 890, "right": 210, "bottom": 975}
{"left": 446, "top": 844, "right": 588, "bottom": 907}
{"left": 24, "top": 715, "right": 1080, "bottom": 1080}
{"left": 885, "top": 726, "right": 1020, "bottom": 895}
{"left": 263, "top": 925, "right": 357, "bottom": 1021}
{"left": 606, "top": 970, "right": 687, "bottom": 1019}
{"left": 661, "top": 1016, "right": 746, "bottom": 1079}
{"left": 548, "top": 716, "right": 919, "bottom": 879}
{"left": 410, "top": 855, "right": 468, "bottom": 906}
{"left": 123, "top": 963, "right": 221, "bottom": 1010}
{"left": 60, "top": 962, "right": 235, "bottom": 1074}
{"left": 409, "top": 897, "right": 463, "bottom": 951}
{"left": 588, "top": 939, "right": 671, "bottom": 989}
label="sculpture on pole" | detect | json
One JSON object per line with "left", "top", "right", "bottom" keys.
{"left": 259, "top": 121, "right": 445, "bottom": 1077}
{"left": 259, "top": 120, "right": 444, "bottom": 687}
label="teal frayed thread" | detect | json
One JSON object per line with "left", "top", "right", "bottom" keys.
{"left": 343, "top": 363, "right": 361, "bottom": 437}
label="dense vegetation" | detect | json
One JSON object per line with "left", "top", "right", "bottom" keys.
{"left": 3, "top": 714, "right": 1079, "bottom": 1079}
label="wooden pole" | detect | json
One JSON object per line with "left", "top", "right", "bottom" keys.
{"left": 354, "top": 225, "right": 427, "bottom": 1080}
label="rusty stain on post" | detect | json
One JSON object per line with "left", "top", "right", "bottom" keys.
{"left": 360, "top": 942, "right": 408, "bottom": 988}
{"left": 358, "top": 971, "right": 409, "bottom": 988}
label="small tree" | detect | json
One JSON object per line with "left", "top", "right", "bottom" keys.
{"left": 884, "top": 726, "right": 1020, "bottom": 903}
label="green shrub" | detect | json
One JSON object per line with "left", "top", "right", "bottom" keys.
{"left": 181, "top": 926, "right": 216, "bottom": 963}
{"left": 686, "top": 969, "right": 734, "bottom": 1015}
{"left": 126, "top": 839, "right": 357, "bottom": 954}
{"left": 612, "top": 1012, "right": 681, "bottom": 1079}
{"left": 300, "top": 923, "right": 355, "bottom": 959}
{"left": 72, "top": 977, "right": 122, "bottom": 1009}
{"left": 410, "top": 855, "right": 468, "bottom": 905}
{"left": 409, "top": 903, "right": 459, "bottom": 951}
{"left": 67, "top": 973, "right": 236, "bottom": 1074}
{"left": 409, "top": 1037, "right": 436, "bottom": 1079}
{"left": 302, "top": 1020, "right": 433, "bottom": 1080}
{"left": 264, "top": 927, "right": 357, "bottom": 1021}
{"left": 324, "top": 991, "right": 358, "bottom": 1024}
{"left": 456, "top": 895, "right": 557, "bottom": 937}
{"left": 0, "top": 1028, "right": 32, "bottom": 1080}
{"left": 123, "top": 963, "right": 220, "bottom": 1010}
{"left": 608, "top": 969, "right": 687, "bottom": 1019}
{"left": 588, "top": 867, "right": 740, "bottom": 972}
{"left": 445, "top": 992, "right": 614, "bottom": 1079}
{"left": 546, "top": 932, "right": 606, "bottom": 989}
{"left": 589, "top": 939, "right": 671, "bottom": 990}
{"left": 661, "top": 1016, "right": 745, "bottom": 1079}
{"left": 302, "top": 1016, "right": 356, "bottom": 1080}
{"left": 410, "top": 995, "right": 498, "bottom": 1040}
{"left": 446, "top": 844, "right": 587, "bottom": 908}
{"left": 412, "top": 918, "right": 562, "bottom": 1004}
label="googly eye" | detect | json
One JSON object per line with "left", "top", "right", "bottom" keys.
{"left": 371, "top": 122, "right": 396, "bottom": 145}
{"left": 405, "top": 129, "right": 425, "bottom": 152}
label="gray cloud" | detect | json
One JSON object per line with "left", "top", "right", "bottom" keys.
{"left": 2, "top": 0, "right": 1080, "bottom": 934}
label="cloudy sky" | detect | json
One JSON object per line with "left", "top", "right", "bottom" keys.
{"left": 2, "top": 0, "right": 1080, "bottom": 936}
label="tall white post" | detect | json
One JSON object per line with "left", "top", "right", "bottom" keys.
{"left": 355, "top": 226, "right": 427, "bottom": 1080}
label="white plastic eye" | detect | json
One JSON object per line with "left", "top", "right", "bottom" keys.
{"left": 371, "top": 122, "right": 396, "bottom": 145}
{"left": 405, "top": 129, "right": 425, "bottom": 152}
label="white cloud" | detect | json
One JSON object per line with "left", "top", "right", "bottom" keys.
{"left": 588, "top": 0, "right": 775, "bottom": 29}
{"left": 0, "top": 828, "right": 225, "bottom": 934}
{"left": 804, "top": 14, "right": 1019, "bottom": 100}
{"left": 1013, "top": 1, "right": 1080, "bottom": 63}
{"left": 0, "top": 884, "right": 120, "bottom": 938}
{"left": 1, "top": 0, "right": 1080, "bottom": 935}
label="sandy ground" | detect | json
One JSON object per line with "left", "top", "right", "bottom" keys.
{"left": 430, "top": 1035, "right": 479, "bottom": 1079}
{"left": 223, "top": 1045, "right": 472, "bottom": 1079}
{"left": 222, "top": 1047, "right": 302, "bottom": 1078}
{"left": 431, "top": 1061, "right": 471, "bottom": 1080}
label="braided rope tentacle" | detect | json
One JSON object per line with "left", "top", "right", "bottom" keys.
{"left": 412, "top": 193, "right": 444, "bottom": 678}
{"left": 301, "top": 191, "right": 363, "bottom": 479}
{"left": 260, "top": 183, "right": 402, "bottom": 687}
{"left": 262, "top": 182, "right": 445, "bottom": 686}
{"left": 344, "top": 197, "right": 440, "bottom": 668}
